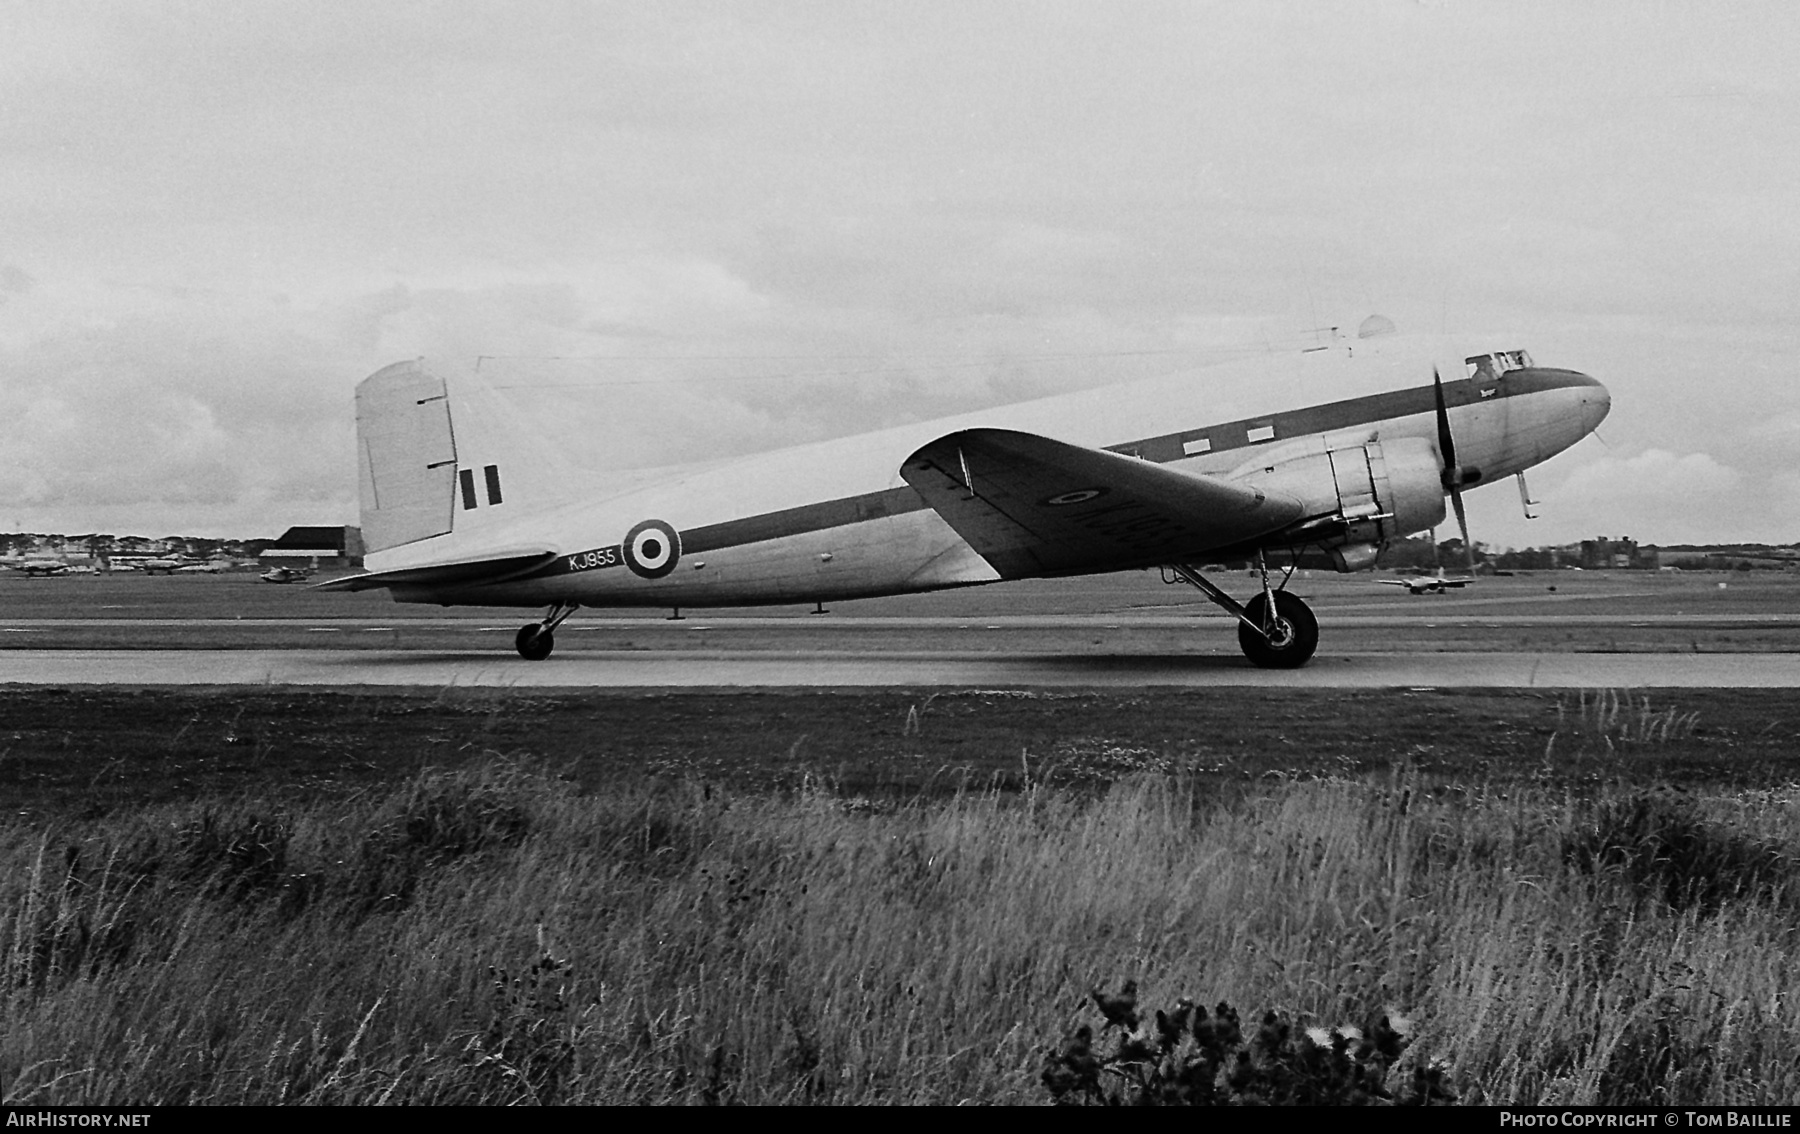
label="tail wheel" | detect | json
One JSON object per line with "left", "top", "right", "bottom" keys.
{"left": 1237, "top": 591, "right": 1318, "bottom": 669}
{"left": 515, "top": 624, "right": 555, "bottom": 661}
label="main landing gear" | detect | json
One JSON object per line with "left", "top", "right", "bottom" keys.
{"left": 515, "top": 601, "right": 579, "bottom": 660}
{"left": 1166, "top": 555, "right": 1319, "bottom": 669}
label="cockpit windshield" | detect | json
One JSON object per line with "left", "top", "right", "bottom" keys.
{"left": 1464, "top": 349, "right": 1534, "bottom": 381}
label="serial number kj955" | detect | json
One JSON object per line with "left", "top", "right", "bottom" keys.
{"left": 564, "top": 545, "right": 622, "bottom": 572}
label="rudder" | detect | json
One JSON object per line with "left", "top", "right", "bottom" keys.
{"left": 356, "top": 360, "right": 458, "bottom": 555}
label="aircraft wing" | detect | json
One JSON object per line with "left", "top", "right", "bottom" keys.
{"left": 314, "top": 550, "right": 558, "bottom": 592}
{"left": 900, "top": 428, "right": 1304, "bottom": 578}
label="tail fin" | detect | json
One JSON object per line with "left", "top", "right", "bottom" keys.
{"left": 355, "top": 358, "right": 579, "bottom": 556}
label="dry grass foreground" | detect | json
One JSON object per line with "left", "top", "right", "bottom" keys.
{"left": 4, "top": 762, "right": 1799, "bottom": 1105}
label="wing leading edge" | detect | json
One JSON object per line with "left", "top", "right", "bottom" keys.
{"left": 900, "top": 429, "right": 1305, "bottom": 578}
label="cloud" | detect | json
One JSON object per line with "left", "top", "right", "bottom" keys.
{"left": 0, "top": 306, "right": 357, "bottom": 535}
{"left": 0, "top": 261, "right": 795, "bottom": 535}
{"left": 1549, "top": 449, "right": 1751, "bottom": 544}
{"left": 0, "top": 263, "right": 31, "bottom": 299}
{"left": 1, "top": 3, "right": 1797, "bottom": 549}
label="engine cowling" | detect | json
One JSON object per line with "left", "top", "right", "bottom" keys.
{"left": 1286, "top": 542, "right": 1382, "bottom": 573}
{"left": 1231, "top": 435, "right": 1447, "bottom": 563}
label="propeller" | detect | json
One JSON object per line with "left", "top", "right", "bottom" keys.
{"left": 1432, "top": 367, "right": 1478, "bottom": 577}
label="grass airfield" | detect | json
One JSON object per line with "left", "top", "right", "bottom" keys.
{"left": 3, "top": 568, "right": 1799, "bottom": 1104}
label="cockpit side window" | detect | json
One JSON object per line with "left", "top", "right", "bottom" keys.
{"left": 1465, "top": 350, "right": 1534, "bottom": 380}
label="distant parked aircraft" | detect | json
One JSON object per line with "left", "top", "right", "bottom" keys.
{"left": 1379, "top": 567, "right": 1475, "bottom": 595}
{"left": 7, "top": 557, "right": 70, "bottom": 578}
{"left": 260, "top": 566, "right": 312, "bottom": 584}
{"left": 323, "top": 328, "right": 1609, "bottom": 668}
{"left": 1379, "top": 526, "right": 1477, "bottom": 595}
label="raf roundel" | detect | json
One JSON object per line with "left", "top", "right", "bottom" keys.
{"left": 622, "top": 519, "right": 681, "bottom": 579}
{"left": 1043, "top": 488, "right": 1108, "bottom": 507}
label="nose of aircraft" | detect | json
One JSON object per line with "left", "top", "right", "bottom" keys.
{"left": 1575, "top": 371, "right": 1611, "bottom": 435}
{"left": 1508, "top": 367, "right": 1611, "bottom": 455}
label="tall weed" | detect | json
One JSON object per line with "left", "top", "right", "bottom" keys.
{"left": 2, "top": 763, "right": 1797, "bottom": 1104}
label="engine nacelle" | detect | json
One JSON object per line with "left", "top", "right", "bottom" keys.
{"left": 1232, "top": 435, "right": 1447, "bottom": 559}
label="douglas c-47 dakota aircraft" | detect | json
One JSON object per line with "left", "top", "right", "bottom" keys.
{"left": 322, "top": 323, "right": 1609, "bottom": 668}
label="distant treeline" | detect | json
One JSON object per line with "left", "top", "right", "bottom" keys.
{"left": 1376, "top": 536, "right": 1799, "bottom": 572}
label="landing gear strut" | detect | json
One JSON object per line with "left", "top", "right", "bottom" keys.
{"left": 515, "top": 601, "right": 579, "bottom": 660}
{"left": 1166, "top": 555, "right": 1319, "bottom": 669}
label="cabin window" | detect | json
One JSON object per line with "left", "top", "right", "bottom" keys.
{"left": 1182, "top": 436, "right": 1212, "bottom": 455}
{"left": 1246, "top": 424, "right": 1276, "bottom": 444}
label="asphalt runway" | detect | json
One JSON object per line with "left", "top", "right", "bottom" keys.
{"left": 4, "top": 647, "right": 1798, "bottom": 688}
{"left": 5, "top": 571, "right": 1795, "bottom": 687}
{"left": 5, "top": 612, "right": 1800, "bottom": 629}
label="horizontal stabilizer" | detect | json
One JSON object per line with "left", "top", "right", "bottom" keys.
{"left": 315, "top": 550, "right": 559, "bottom": 593}
{"left": 901, "top": 429, "right": 1303, "bottom": 577}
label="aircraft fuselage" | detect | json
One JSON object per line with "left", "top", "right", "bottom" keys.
{"left": 379, "top": 341, "right": 1608, "bottom": 610}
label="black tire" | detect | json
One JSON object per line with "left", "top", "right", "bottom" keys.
{"left": 515, "top": 624, "right": 554, "bottom": 661}
{"left": 1237, "top": 591, "right": 1318, "bottom": 669}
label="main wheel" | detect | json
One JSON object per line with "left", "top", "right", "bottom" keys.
{"left": 1237, "top": 591, "right": 1318, "bottom": 669}
{"left": 515, "top": 624, "right": 555, "bottom": 661}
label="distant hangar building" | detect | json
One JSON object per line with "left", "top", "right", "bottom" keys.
{"left": 259, "top": 526, "right": 364, "bottom": 570}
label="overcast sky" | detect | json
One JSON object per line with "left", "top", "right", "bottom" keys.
{"left": 4, "top": 1, "right": 1796, "bottom": 548}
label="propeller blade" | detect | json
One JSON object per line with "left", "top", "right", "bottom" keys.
{"left": 1433, "top": 366, "right": 1458, "bottom": 488}
{"left": 1435, "top": 367, "right": 1476, "bottom": 577}
{"left": 1450, "top": 488, "right": 1475, "bottom": 576}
